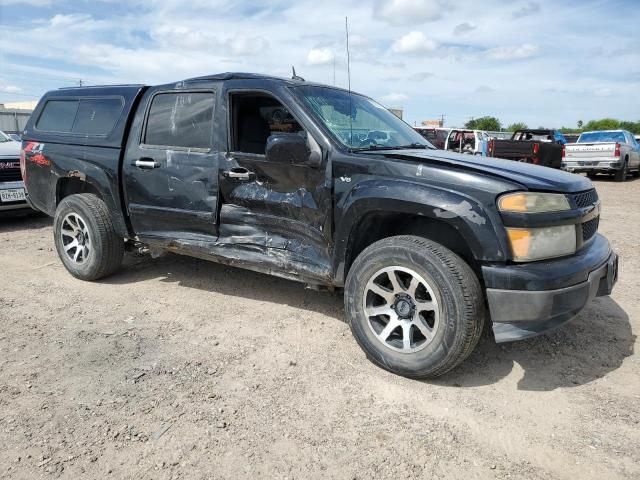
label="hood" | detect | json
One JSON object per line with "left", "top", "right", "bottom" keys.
{"left": 0, "top": 140, "right": 21, "bottom": 158}
{"left": 379, "top": 148, "right": 591, "bottom": 193}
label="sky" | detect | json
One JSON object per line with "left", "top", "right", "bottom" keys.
{"left": 0, "top": 0, "right": 638, "bottom": 128}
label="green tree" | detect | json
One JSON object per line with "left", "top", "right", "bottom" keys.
{"left": 465, "top": 116, "right": 501, "bottom": 131}
{"left": 584, "top": 118, "right": 620, "bottom": 131}
{"left": 619, "top": 121, "right": 640, "bottom": 133}
{"left": 507, "top": 122, "right": 528, "bottom": 132}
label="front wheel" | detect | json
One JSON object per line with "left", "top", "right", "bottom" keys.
{"left": 344, "top": 235, "right": 484, "bottom": 379}
{"left": 53, "top": 194, "right": 124, "bottom": 280}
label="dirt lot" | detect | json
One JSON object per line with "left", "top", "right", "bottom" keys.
{"left": 0, "top": 178, "right": 638, "bottom": 480}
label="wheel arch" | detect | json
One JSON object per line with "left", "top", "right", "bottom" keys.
{"left": 332, "top": 182, "right": 509, "bottom": 285}
{"left": 54, "top": 169, "right": 130, "bottom": 238}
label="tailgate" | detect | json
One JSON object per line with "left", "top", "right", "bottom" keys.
{"left": 492, "top": 141, "right": 534, "bottom": 158}
{"left": 565, "top": 143, "right": 615, "bottom": 160}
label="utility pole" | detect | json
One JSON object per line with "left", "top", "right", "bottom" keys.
{"left": 440, "top": 114, "right": 446, "bottom": 127}
{"left": 78, "top": 79, "right": 84, "bottom": 87}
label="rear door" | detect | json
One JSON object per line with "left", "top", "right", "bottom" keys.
{"left": 123, "top": 86, "right": 219, "bottom": 239}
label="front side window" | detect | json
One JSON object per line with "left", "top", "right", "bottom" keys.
{"left": 292, "top": 86, "right": 432, "bottom": 150}
{"left": 229, "top": 92, "right": 304, "bottom": 155}
{"left": 144, "top": 92, "right": 214, "bottom": 149}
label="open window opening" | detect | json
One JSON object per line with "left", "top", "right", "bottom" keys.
{"left": 447, "top": 130, "right": 477, "bottom": 154}
{"left": 230, "top": 93, "right": 304, "bottom": 155}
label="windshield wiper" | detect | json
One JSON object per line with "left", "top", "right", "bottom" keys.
{"left": 393, "top": 143, "right": 430, "bottom": 149}
{"left": 351, "top": 143, "right": 432, "bottom": 152}
{"left": 351, "top": 145, "right": 400, "bottom": 152}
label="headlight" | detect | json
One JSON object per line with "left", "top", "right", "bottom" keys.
{"left": 506, "top": 225, "right": 576, "bottom": 262}
{"left": 498, "top": 192, "right": 570, "bottom": 213}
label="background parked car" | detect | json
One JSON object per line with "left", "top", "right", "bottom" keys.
{"left": 413, "top": 126, "right": 450, "bottom": 149}
{"left": 487, "top": 129, "right": 566, "bottom": 168}
{"left": 0, "top": 130, "right": 33, "bottom": 214}
{"left": 563, "top": 130, "right": 640, "bottom": 181}
{"left": 444, "top": 129, "right": 489, "bottom": 155}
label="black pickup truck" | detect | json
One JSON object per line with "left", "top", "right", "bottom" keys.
{"left": 488, "top": 129, "right": 567, "bottom": 168}
{"left": 21, "top": 73, "right": 617, "bottom": 379}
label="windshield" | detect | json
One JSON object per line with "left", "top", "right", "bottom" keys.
{"left": 0, "top": 131, "right": 11, "bottom": 143}
{"left": 578, "top": 131, "right": 626, "bottom": 143}
{"left": 292, "top": 85, "right": 433, "bottom": 150}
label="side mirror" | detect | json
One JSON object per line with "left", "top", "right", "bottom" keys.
{"left": 265, "top": 133, "right": 321, "bottom": 167}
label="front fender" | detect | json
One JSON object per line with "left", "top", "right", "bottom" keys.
{"left": 332, "top": 179, "right": 510, "bottom": 283}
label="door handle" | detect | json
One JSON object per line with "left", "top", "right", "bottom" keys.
{"left": 133, "top": 157, "right": 161, "bottom": 169}
{"left": 223, "top": 167, "right": 254, "bottom": 180}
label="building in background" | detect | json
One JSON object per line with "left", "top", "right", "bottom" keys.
{"left": 0, "top": 103, "right": 34, "bottom": 134}
{"left": 421, "top": 119, "right": 444, "bottom": 128}
{"left": 1, "top": 101, "right": 38, "bottom": 110}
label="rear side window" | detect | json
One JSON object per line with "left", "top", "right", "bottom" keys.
{"left": 73, "top": 98, "right": 123, "bottom": 135}
{"left": 36, "top": 100, "right": 78, "bottom": 132}
{"left": 144, "top": 92, "right": 214, "bottom": 149}
{"left": 35, "top": 97, "right": 124, "bottom": 135}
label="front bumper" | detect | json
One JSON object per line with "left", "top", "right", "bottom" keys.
{"left": 483, "top": 234, "right": 618, "bottom": 342}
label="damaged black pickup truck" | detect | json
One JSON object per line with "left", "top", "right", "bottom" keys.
{"left": 21, "top": 73, "right": 618, "bottom": 378}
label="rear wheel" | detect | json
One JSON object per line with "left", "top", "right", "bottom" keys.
{"left": 344, "top": 235, "right": 484, "bottom": 379}
{"left": 53, "top": 194, "right": 124, "bottom": 280}
{"left": 614, "top": 160, "right": 628, "bottom": 182}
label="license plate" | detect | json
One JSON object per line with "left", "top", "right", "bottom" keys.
{"left": 0, "top": 188, "right": 26, "bottom": 203}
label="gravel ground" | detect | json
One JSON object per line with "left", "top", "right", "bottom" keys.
{"left": 0, "top": 178, "right": 638, "bottom": 480}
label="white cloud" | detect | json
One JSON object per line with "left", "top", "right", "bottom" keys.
{"left": 512, "top": 2, "right": 540, "bottom": 19}
{"left": 475, "top": 85, "right": 494, "bottom": 93}
{"left": 392, "top": 31, "right": 437, "bottom": 54}
{"left": 594, "top": 87, "right": 612, "bottom": 97}
{"left": 306, "top": 48, "right": 334, "bottom": 66}
{"left": 49, "top": 14, "right": 93, "bottom": 27}
{"left": 0, "top": 85, "right": 22, "bottom": 93}
{"left": 453, "top": 22, "right": 476, "bottom": 35}
{"left": 227, "top": 35, "right": 269, "bottom": 56}
{"left": 381, "top": 92, "right": 409, "bottom": 104}
{"left": 487, "top": 43, "right": 538, "bottom": 60}
{"left": 2, "top": 0, "right": 51, "bottom": 5}
{"left": 374, "top": 0, "right": 444, "bottom": 26}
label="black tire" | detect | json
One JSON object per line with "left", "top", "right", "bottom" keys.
{"left": 614, "top": 160, "right": 628, "bottom": 182}
{"left": 344, "top": 235, "right": 484, "bottom": 379}
{"left": 53, "top": 194, "right": 124, "bottom": 280}
{"left": 587, "top": 172, "right": 598, "bottom": 180}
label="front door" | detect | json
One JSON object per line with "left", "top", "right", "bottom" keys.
{"left": 216, "top": 86, "right": 332, "bottom": 273}
{"left": 123, "top": 88, "right": 219, "bottom": 239}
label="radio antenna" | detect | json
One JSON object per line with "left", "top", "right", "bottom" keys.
{"left": 345, "top": 16, "right": 353, "bottom": 150}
